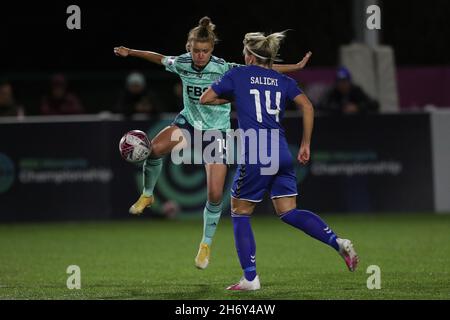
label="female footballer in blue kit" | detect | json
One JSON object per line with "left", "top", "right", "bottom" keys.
{"left": 114, "top": 17, "right": 312, "bottom": 270}
{"left": 201, "top": 31, "right": 359, "bottom": 290}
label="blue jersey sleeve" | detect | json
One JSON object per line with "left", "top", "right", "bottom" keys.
{"left": 287, "top": 78, "right": 303, "bottom": 101}
{"left": 211, "top": 70, "right": 235, "bottom": 97}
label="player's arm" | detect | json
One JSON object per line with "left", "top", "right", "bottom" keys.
{"left": 201, "top": 70, "right": 234, "bottom": 105}
{"left": 199, "top": 88, "right": 230, "bottom": 105}
{"left": 293, "top": 94, "right": 314, "bottom": 165}
{"left": 114, "top": 46, "right": 165, "bottom": 65}
{"left": 273, "top": 51, "right": 312, "bottom": 74}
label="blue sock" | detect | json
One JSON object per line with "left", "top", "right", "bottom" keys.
{"left": 231, "top": 212, "right": 257, "bottom": 281}
{"left": 280, "top": 209, "right": 340, "bottom": 251}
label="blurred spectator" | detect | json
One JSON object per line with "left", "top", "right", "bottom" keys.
{"left": 40, "top": 74, "right": 84, "bottom": 115}
{"left": 116, "top": 72, "right": 161, "bottom": 118}
{"left": 0, "top": 80, "right": 25, "bottom": 117}
{"left": 162, "top": 200, "right": 180, "bottom": 220}
{"left": 318, "top": 67, "right": 379, "bottom": 115}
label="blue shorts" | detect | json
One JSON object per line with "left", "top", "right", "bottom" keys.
{"left": 231, "top": 148, "right": 298, "bottom": 202}
{"left": 171, "top": 113, "right": 227, "bottom": 164}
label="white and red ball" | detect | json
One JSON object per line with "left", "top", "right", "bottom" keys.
{"left": 119, "top": 130, "right": 152, "bottom": 163}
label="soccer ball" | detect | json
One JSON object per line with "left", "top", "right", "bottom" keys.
{"left": 119, "top": 130, "right": 152, "bottom": 163}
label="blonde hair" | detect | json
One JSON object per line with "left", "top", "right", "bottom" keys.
{"left": 186, "top": 17, "right": 219, "bottom": 51}
{"left": 243, "top": 31, "right": 287, "bottom": 66}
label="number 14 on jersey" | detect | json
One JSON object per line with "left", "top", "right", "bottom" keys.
{"left": 250, "top": 89, "right": 281, "bottom": 123}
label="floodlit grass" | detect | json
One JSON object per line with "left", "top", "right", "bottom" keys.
{"left": 0, "top": 214, "right": 449, "bottom": 299}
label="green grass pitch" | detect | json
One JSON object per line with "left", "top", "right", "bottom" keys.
{"left": 0, "top": 214, "right": 449, "bottom": 300}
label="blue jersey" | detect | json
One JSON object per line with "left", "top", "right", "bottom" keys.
{"left": 211, "top": 65, "right": 302, "bottom": 131}
{"left": 211, "top": 65, "right": 302, "bottom": 150}
{"left": 211, "top": 65, "right": 302, "bottom": 137}
{"left": 211, "top": 65, "right": 303, "bottom": 202}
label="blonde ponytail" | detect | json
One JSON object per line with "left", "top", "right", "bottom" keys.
{"left": 243, "top": 31, "right": 287, "bottom": 65}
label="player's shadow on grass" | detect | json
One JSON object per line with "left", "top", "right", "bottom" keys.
{"left": 96, "top": 284, "right": 214, "bottom": 300}
{"left": 95, "top": 284, "right": 297, "bottom": 300}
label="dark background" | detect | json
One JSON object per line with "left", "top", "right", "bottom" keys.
{"left": 2, "top": 0, "right": 450, "bottom": 116}
{"left": 1, "top": 0, "right": 450, "bottom": 73}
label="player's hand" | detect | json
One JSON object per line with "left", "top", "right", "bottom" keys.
{"left": 296, "top": 51, "right": 312, "bottom": 70}
{"left": 297, "top": 143, "right": 310, "bottom": 165}
{"left": 114, "top": 46, "right": 130, "bottom": 57}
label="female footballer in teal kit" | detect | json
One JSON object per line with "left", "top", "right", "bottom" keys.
{"left": 114, "top": 17, "right": 312, "bottom": 269}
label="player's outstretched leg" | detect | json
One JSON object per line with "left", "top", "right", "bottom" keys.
{"left": 129, "top": 157, "right": 161, "bottom": 215}
{"left": 226, "top": 212, "right": 260, "bottom": 291}
{"left": 279, "top": 209, "right": 359, "bottom": 271}
{"left": 195, "top": 163, "right": 227, "bottom": 269}
{"left": 195, "top": 200, "right": 222, "bottom": 269}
